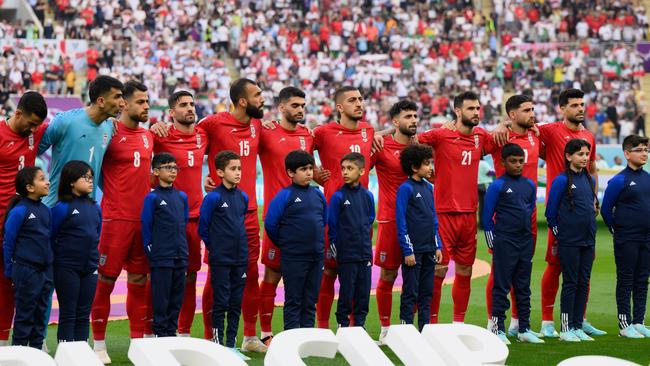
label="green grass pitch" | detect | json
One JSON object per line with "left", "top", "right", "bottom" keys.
{"left": 42, "top": 204, "right": 650, "bottom": 365}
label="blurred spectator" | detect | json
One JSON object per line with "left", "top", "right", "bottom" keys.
{"left": 612, "top": 155, "right": 626, "bottom": 170}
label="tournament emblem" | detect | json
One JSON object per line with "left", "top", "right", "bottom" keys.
{"left": 528, "top": 131, "right": 535, "bottom": 146}
{"left": 102, "top": 133, "right": 109, "bottom": 148}
{"left": 268, "top": 248, "right": 275, "bottom": 260}
{"left": 379, "top": 251, "right": 386, "bottom": 263}
{"left": 299, "top": 136, "right": 306, "bottom": 151}
{"left": 99, "top": 254, "right": 107, "bottom": 266}
{"left": 250, "top": 125, "right": 256, "bottom": 138}
{"left": 28, "top": 134, "right": 34, "bottom": 151}
{"left": 361, "top": 128, "right": 368, "bottom": 142}
{"left": 142, "top": 135, "right": 149, "bottom": 149}
{"left": 196, "top": 132, "right": 202, "bottom": 148}
{"left": 474, "top": 134, "right": 479, "bottom": 148}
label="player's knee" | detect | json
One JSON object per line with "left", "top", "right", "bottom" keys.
{"left": 435, "top": 266, "right": 448, "bottom": 278}
{"left": 126, "top": 273, "right": 146, "bottom": 285}
{"left": 263, "top": 267, "right": 282, "bottom": 284}
{"left": 379, "top": 269, "right": 398, "bottom": 282}
{"left": 456, "top": 264, "right": 472, "bottom": 276}
{"left": 100, "top": 273, "right": 118, "bottom": 284}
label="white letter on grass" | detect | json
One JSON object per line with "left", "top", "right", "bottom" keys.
{"left": 264, "top": 328, "right": 338, "bottom": 366}
{"left": 336, "top": 327, "right": 393, "bottom": 366}
{"left": 54, "top": 341, "right": 103, "bottom": 366}
{"left": 383, "top": 324, "right": 447, "bottom": 366}
{"left": 0, "top": 346, "right": 57, "bottom": 366}
{"left": 128, "top": 337, "right": 247, "bottom": 366}
{"left": 421, "top": 324, "right": 509, "bottom": 366}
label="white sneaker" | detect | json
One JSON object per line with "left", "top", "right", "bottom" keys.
{"left": 94, "top": 348, "right": 112, "bottom": 364}
{"left": 619, "top": 325, "right": 644, "bottom": 339}
{"left": 241, "top": 336, "right": 268, "bottom": 353}
{"left": 633, "top": 324, "right": 650, "bottom": 337}
{"left": 376, "top": 327, "right": 389, "bottom": 346}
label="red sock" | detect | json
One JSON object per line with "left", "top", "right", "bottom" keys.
{"left": 143, "top": 279, "right": 152, "bottom": 334}
{"left": 259, "top": 281, "right": 278, "bottom": 333}
{"left": 485, "top": 271, "right": 494, "bottom": 319}
{"left": 317, "top": 273, "right": 336, "bottom": 328}
{"left": 202, "top": 271, "right": 214, "bottom": 340}
{"left": 541, "top": 263, "right": 561, "bottom": 321}
{"left": 452, "top": 273, "right": 471, "bottom": 323}
{"left": 510, "top": 286, "right": 519, "bottom": 319}
{"left": 126, "top": 282, "right": 147, "bottom": 338}
{"left": 91, "top": 280, "right": 115, "bottom": 341}
{"left": 430, "top": 276, "right": 444, "bottom": 324}
{"left": 0, "top": 271, "right": 15, "bottom": 340}
{"left": 178, "top": 274, "right": 197, "bottom": 334}
{"left": 242, "top": 262, "right": 259, "bottom": 337}
{"left": 376, "top": 279, "right": 394, "bottom": 327}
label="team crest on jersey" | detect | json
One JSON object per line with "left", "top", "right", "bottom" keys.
{"left": 196, "top": 133, "right": 202, "bottom": 148}
{"left": 527, "top": 132, "right": 535, "bottom": 146}
{"left": 28, "top": 134, "right": 34, "bottom": 151}
{"left": 379, "top": 251, "right": 386, "bottom": 263}
{"left": 268, "top": 248, "right": 275, "bottom": 260}
{"left": 250, "top": 125, "right": 256, "bottom": 138}
{"left": 474, "top": 134, "right": 479, "bottom": 148}
{"left": 102, "top": 133, "right": 109, "bottom": 148}
{"left": 361, "top": 128, "right": 368, "bottom": 142}
{"left": 299, "top": 136, "right": 306, "bottom": 151}
{"left": 99, "top": 254, "right": 107, "bottom": 266}
{"left": 142, "top": 135, "right": 150, "bottom": 149}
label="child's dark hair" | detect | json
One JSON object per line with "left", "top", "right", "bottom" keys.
{"left": 341, "top": 152, "right": 365, "bottom": 169}
{"left": 152, "top": 152, "right": 176, "bottom": 169}
{"left": 285, "top": 150, "right": 315, "bottom": 173}
{"left": 564, "top": 139, "right": 597, "bottom": 211}
{"left": 215, "top": 150, "right": 240, "bottom": 170}
{"left": 58, "top": 160, "right": 94, "bottom": 202}
{"left": 622, "top": 134, "right": 649, "bottom": 151}
{"left": 4, "top": 166, "right": 43, "bottom": 226}
{"left": 501, "top": 143, "right": 525, "bottom": 159}
{"left": 400, "top": 144, "right": 433, "bottom": 176}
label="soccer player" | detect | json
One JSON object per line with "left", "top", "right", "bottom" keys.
{"left": 313, "top": 86, "right": 374, "bottom": 329}
{"left": 264, "top": 150, "right": 327, "bottom": 330}
{"left": 152, "top": 90, "right": 208, "bottom": 337}
{"left": 370, "top": 100, "right": 417, "bottom": 343}
{"left": 483, "top": 143, "right": 543, "bottom": 344}
{"left": 417, "top": 91, "right": 497, "bottom": 323}
{"left": 258, "top": 86, "right": 313, "bottom": 343}
{"left": 601, "top": 135, "right": 650, "bottom": 338}
{"left": 328, "top": 152, "right": 375, "bottom": 328}
{"left": 39, "top": 75, "right": 124, "bottom": 207}
{"left": 90, "top": 80, "right": 153, "bottom": 363}
{"left": 199, "top": 78, "right": 267, "bottom": 351}
{"left": 545, "top": 139, "right": 598, "bottom": 342}
{"left": 0, "top": 91, "right": 48, "bottom": 346}
{"left": 485, "top": 95, "right": 540, "bottom": 336}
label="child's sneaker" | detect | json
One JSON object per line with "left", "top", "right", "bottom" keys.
{"left": 230, "top": 348, "right": 251, "bottom": 361}
{"left": 540, "top": 323, "right": 559, "bottom": 338}
{"left": 633, "top": 324, "right": 650, "bottom": 337}
{"left": 517, "top": 330, "right": 545, "bottom": 344}
{"left": 572, "top": 329, "right": 594, "bottom": 341}
{"left": 581, "top": 320, "right": 607, "bottom": 336}
{"left": 619, "top": 325, "right": 644, "bottom": 339}
{"left": 559, "top": 330, "right": 581, "bottom": 342}
{"left": 495, "top": 331, "right": 511, "bottom": 345}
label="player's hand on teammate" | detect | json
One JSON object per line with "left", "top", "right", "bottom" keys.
{"left": 204, "top": 176, "right": 217, "bottom": 193}
{"left": 150, "top": 122, "right": 171, "bottom": 137}
{"left": 434, "top": 249, "right": 442, "bottom": 264}
{"left": 313, "top": 166, "right": 331, "bottom": 185}
{"left": 404, "top": 254, "right": 416, "bottom": 266}
{"left": 492, "top": 120, "right": 511, "bottom": 146}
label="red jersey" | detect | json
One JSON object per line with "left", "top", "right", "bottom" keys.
{"left": 313, "top": 121, "right": 374, "bottom": 202}
{"left": 0, "top": 121, "right": 47, "bottom": 221}
{"left": 370, "top": 135, "right": 408, "bottom": 222}
{"left": 491, "top": 129, "right": 540, "bottom": 184}
{"left": 259, "top": 123, "right": 313, "bottom": 216}
{"left": 101, "top": 123, "right": 154, "bottom": 221}
{"left": 199, "top": 112, "right": 261, "bottom": 211}
{"left": 539, "top": 122, "right": 596, "bottom": 193}
{"left": 153, "top": 125, "right": 208, "bottom": 218}
{"left": 418, "top": 127, "right": 497, "bottom": 213}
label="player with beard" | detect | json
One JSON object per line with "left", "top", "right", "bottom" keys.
{"left": 91, "top": 81, "right": 154, "bottom": 364}
{"left": 257, "top": 87, "right": 313, "bottom": 343}
{"left": 150, "top": 91, "right": 208, "bottom": 338}
{"left": 369, "top": 100, "right": 419, "bottom": 343}
{"left": 0, "top": 92, "right": 48, "bottom": 347}
{"left": 199, "top": 79, "right": 268, "bottom": 352}
{"left": 314, "top": 86, "right": 374, "bottom": 329}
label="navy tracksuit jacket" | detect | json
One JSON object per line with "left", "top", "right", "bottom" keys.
{"left": 141, "top": 185, "right": 189, "bottom": 337}
{"left": 546, "top": 170, "right": 597, "bottom": 332}
{"left": 601, "top": 166, "right": 650, "bottom": 328}
{"left": 482, "top": 173, "right": 536, "bottom": 333}
{"left": 328, "top": 183, "right": 375, "bottom": 327}
{"left": 395, "top": 177, "right": 442, "bottom": 331}
{"left": 2, "top": 198, "right": 52, "bottom": 348}
{"left": 199, "top": 184, "right": 248, "bottom": 347}
{"left": 265, "top": 182, "right": 327, "bottom": 330}
{"left": 51, "top": 195, "right": 102, "bottom": 342}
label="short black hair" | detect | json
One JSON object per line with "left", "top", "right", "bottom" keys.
{"left": 278, "top": 86, "right": 305, "bottom": 103}
{"left": 622, "top": 134, "right": 649, "bottom": 151}
{"left": 400, "top": 144, "right": 433, "bottom": 175}
{"left": 285, "top": 150, "right": 315, "bottom": 173}
{"left": 341, "top": 152, "right": 365, "bottom": 169}
{"left": 168, "top": 90, "right": 193, "bottom": 109}
{"left": 505, "top": 94, "right": 532, "bottom": 114}
{"left": 453, "top": 91, "right": 479, "bottom": 109}
{"left": 88, "top": 75, "right": 124, "bottom": 103}
{"left": 558, "top": 88, "right": 584, "bottom": 107}
{"left": 334, "top": 86, "right": 359, "bottom": 103}
{"left": 123, "top": 80, "right": 148, "bottom": 99}
{"left": 501, "top": 143, "right": 525, "bottom": 159}
{"left": 16, "top": 91, "right": 47, "bottom": 120}
{"left": 230, "top": 78, "right": 258, "bottom": 105}
{"left": 152, "top": 152, "right": 176, "bottom": 169}
{"left": 215, "top": 150, "right": 240, "bottom": 170}
{"left": 389, "top": 100, "right": 417, "bottom": 119}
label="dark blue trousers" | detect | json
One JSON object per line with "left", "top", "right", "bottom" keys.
{"left": 12, "top": 262, "right": 53, "bottom": 348}
{"left": 400, "top": 252, "right": 435, "bottom": 331}
{"left": 150, "top": 265, "right": 186, "bottom": 337}
{"left": 210, "top": 264, "right": 246, "bottom": 347}
{"left": 491, "top": 236, "right": 533, "bottom": 333}
{"left": 614, "top": 238, "right": 650, "bottom": 328}
{"left": 558, "top": 245, "right": 594, "bottom": 331}
{"left": 336, "top": 261, "right": 371, "bottom": 327}
{"left": 53, "top": 266, "right": 97, "bottom": 342}
{"left": 280, "top": 258, "right": 323, "bottom": 330}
